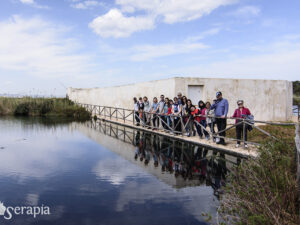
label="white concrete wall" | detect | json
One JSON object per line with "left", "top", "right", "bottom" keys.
{"left": 67, "top": 77, "right": 293, "bottom": 121}
{"left": 67, "top": 78, "right": 176, "bottom": 109}
{"left": 174, "top": 77, "right": 293, "bottom": 121}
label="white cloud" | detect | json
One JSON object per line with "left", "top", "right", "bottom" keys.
{"left": 19, "top": 0, "right": 49, "bottom": 9}
{"left": 71, "top": 0, "right": 104, "bottom": 9}
{"left": 19, "top": 0, "right": 35, "bottom": 4}
{"left": 116, "top": 0, "right": 237, "bottom": 23}
{"left": 0, "top": 15, "right": 93, "bottom": 78}
{"left": 90, "top": 0, "right": 237, "bottom": 38}
{"left": 185, "top": 28, "right": 221, "bottom": 42}
{"left": 89, "top": 9, "right": 155, "bottom": 38}
{"left": 130, "top": 42, "right": 208, "bottom": 61}
{"left": 229, "top": 5, "right": 260, "bottom": 17}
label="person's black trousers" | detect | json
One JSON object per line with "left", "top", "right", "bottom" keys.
{"left": 135, "top": 111, "right": 140, "bottom": 125}
{"left": 215, "top": 118, "right": 227, "bottom": 143}
{"left": 236, "top": 123, "right": 248, "bottom": 144}
{"left": 152, "top": 115, "right": 159, "bottom": 128}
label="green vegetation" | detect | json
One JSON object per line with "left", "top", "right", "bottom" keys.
{"left": 293, "top": 81, "right": 300, "bottom": 105}
{"left": 226, "top": 124, "right": 295, "bottom": 145}
{"left": 0, "top": 97, "right": 91, "bottom": 120}
{"left": 219, "top": 137, "right": 299, "bottom": 224}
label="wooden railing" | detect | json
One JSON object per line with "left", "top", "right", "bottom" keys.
{"left": 77, "top": 103, "right": 296, "bottom": 149}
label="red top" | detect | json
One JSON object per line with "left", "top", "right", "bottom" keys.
{"left": 200, "top": 108, "right": 206, "bottom": 121}
{"left": 191, "top": 109, "right": 201, "bottom": 122}
{"left": 167, "top": 106, "right": 172, "bottom": 115}
{"left": 232, "top": 107, "right": 251, "bottom": 123}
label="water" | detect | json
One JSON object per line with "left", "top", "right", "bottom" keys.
{"left": 0, "top": 117, "right": 241, "bottom": 225}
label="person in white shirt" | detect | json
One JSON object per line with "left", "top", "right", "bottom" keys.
{"left": 133, "top": 97, "right": 140, "bottom": 126}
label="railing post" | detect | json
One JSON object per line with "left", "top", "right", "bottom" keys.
{"left": 211, "top": 119, "right": 213, "bottom": 139}
{"left": 243, "top": 119, "right": 246, "bottom": 148}
{"left": 123, "top": 109, "right": 125, "bottom": 123}
{"left": 172, "top": 115, "right": 175, "bottom": 135}
{"left": 180, "top": 116, "right": 184, "bottom": 136}
{"left": 109, "top": 107, "right": 112, "bottom": 120}
{"left": 133, "top": 110, "right": 135, "bottom": 125}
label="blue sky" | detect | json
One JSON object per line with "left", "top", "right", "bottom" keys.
{"left": 0, "top": 0, "right": 300, "bottom": 96}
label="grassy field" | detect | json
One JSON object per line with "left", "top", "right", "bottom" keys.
{"left": 0, "top": 97, "right": 91, "bottom": 120}
{"left": 226, "top": 123, "right": 296, "bottom": 146}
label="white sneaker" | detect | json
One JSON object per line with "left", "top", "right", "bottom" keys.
{"left": 235, "top": 144, "right": 240, "bottom": 148}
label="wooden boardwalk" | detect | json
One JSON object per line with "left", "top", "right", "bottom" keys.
{"left": 95, "top": 114, "right": 258, "bottom": 158}
{"left": 77, "top": 103, "right": 297, "bottom": 158}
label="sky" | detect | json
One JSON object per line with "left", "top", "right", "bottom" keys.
{"left": 0, "top": 0, "right": 299, "bottom": 96}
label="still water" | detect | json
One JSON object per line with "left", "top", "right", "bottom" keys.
{"left": 0, "top": 117, "right": 241, "bottom": 225}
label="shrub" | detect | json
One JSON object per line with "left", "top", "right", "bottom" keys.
{"left": 219, "top": 140, "right": 300, "bottom": 225}
{"left": 39, "top": 100, "right": 54, "bottom": 115}
{"left": 14, "top": 103, "right": 30, "bottom": 116}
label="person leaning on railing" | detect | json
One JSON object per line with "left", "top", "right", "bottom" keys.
{"left": 210, "top": 91, "right": 229, "bottom": 145}
{"left": 138, "top": 97, "right": 145, "bottom": 126}
{"left": 158, "top": 95, "right": 165, "bottom": 129}
{"left": 191, "top": 105, "right": 202, "bottom": 137}
{"left": 185, "top": 99, "right": 194, "bottom": 137}
{"left": 151, "top": 97, "right": 160, "bottom": 130}
{"left": 172, "top": 97, "right": 182, "bottom": 134}
{"left": 205, "top": 101, "right": 216, "bottom": 142}
{"left": 232, "top": 100, "right": 251, "bottom": 148}
{"left": 133, "top": 97, "right": 140, "bottom": 126}
{"left": 163, "top": 97, "right": 170, "bottom": 131}
{"left": 199, "top": 100, "right": 209, "bottom": 139}
{"left": 143, "top": 96, "right": 151, "bottom": 127}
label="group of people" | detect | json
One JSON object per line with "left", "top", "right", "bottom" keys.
{"left": 133, "top": 91, "right": 252, "bottom": 148}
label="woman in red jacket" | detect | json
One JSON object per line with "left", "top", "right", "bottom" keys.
{"left": 232, "top": 100, "right": 251, "bottom": 148}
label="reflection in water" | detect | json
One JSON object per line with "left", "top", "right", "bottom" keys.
{"left": 87, "top": 120, "right": 241, "bottom": 197}
{"left": 0, "top": 117, "right": 242, "bottom": 225}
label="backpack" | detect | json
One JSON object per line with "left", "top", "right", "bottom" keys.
{"left": 247, "top": 114, "right": 254, "bottom": 131}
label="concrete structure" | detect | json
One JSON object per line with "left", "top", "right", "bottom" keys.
{"left": 67, "top": 77, "right": 293, "bottom": 121}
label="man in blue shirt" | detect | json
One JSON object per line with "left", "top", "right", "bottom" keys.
{"left": 211, "top": 91, "right": 229, "bottom": 145}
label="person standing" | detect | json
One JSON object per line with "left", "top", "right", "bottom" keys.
{"left": 151, "top": 97, "right": 159, "bottom": 130}
{"left": 185, "top": 99, "right": 193, "bottom": 137}
{"left": 191, "top": 105, "right": 202, "bottom": 137}
{"left": 206, "top": 101, "right": 216, "bottom": 142}
{"left": 177, "top": 92, "right": 183, "bottom": 105}
{"left": 143, "top": 96, "right": 151, "bottom": 126}
{"left": 163, "top": 97, "right": 170, "bottom": 131}
{"left": 158, "top": 95, "right": 165, "bottom": 129}
{"left": 210, "top": 92, "right": 229, "bottom": 145}
{"left": 197, "top": 100, "right": 207, "bottom": 139}
{"left": 172, "top": 97, "right": 182, "bottom": 134}
{"left": 232, "top": 100, "right": 251, "bottom": 148}
{"left": 167, "top": 99, "right": 173, "bottom": 130}
{"left": 138, "top": 97, "right": 145, "bottom": 126}
{"left": 133, "top": 97, "right": 140, "bottom": 126}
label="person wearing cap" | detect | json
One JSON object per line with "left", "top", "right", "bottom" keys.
{"left": 177, "top": 92, "right": 183, "bottom": 105}
{"left": 210, "top": 91, "right": 229, "bottom": 145}
{"left": 232, "top": 100, "right": 251, "bottom": 148}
